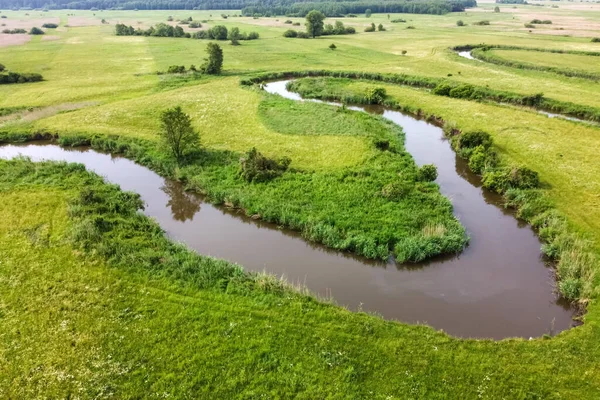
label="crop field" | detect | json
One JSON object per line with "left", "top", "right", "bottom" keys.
{"left": 2, "top": 0, "right": 600, "bottom": 397}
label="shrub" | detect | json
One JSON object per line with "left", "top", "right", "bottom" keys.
{"left": 247, "top": 31, "right": 259, "bottom": 40}
{"left": 448, "top": 84, "right": 475, "bottom": 99}
{"left": 391, "top": 18, "right": 406, "bottom": 23}
{"left": 406, "top": 25, "right": 416, "bottom": 29}
{"left": 29, "top": 27, "right": 44, "bottom": 35}
{"left": 329, "top": 43, "right": 336, "bottom": 50}
{"left": 467, "top": 145, "right": 489, "bottom": 174}
{"left": 292, "top": 22, "right": 300, "bottom": 26}
{"left": 345, "top": 26, "right": 356, "bottom": 34}
{"left": 158, "top": 106, "right": 199, "bottom": 163}
{"left": 456, "top": 20, "right": 465, "bottom": 26}
{"left": 365, "top": 87, "right": 386, "bottom": 104}
{"left": 458, "top": 130, "right": 492, "bottom": 150}
{"left": 482, "top": 166, "right": 540, "bottom": 192}
{"left": 283, "top": 29, "right": 298, "bottom": 38}
{"left": 193, "top": 30, "right": 208, "bottom": 39}
{"left": 401, "top": 50, "right": 407, "bottom": 55}
{"left": 239, "top": 147, "right": 291, "bottom": 183}
{"left": 297, "top": 31, "right": 310, "bottom": 38}
{"left": 167, "top": 65, "right": 186, "bottom": 74}
{"left": 494, "top": 6, "right": 500, "bottom": 12}
{"left": 473, "top": 20, "right": 490, "bottom": 26}
{"left": 365, "top": 23, "right": 376, "bottom": 32}
{"left": 42, "top": 23, "right": 58, "bottom": 28}
{"left": 0, "top": 63, "right": 4, "bottom": 72}
{"left": 284, "top": 19, "right": 292, "bottom": 24}
{"left": 378, "top": 23, "right": 385, "bottom": 31}
{"left": 524, "top": 23, "right": 535, "bottom": 28}
{"left": 432, "top": 82, "right": 452, "bottom": 96}
{"left": 381, "top": 181, "right": 411, "bottom": 200}
{"left": 189, "top": 21, "right": 202, "bottom": 28}
{"left": 591, "top": 37, "right": 600, "bottom": 43}
{"left": 417, "top": 164, "right": 438, "bottom": 182}
{"left": 365, "top": 9, "right": 372, "bottom": 17}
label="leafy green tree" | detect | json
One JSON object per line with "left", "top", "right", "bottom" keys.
{"left": 158, "top": 106, "right": 199, "bottom": 163}
{"left": 208, "top": 25, "right": 228, "bottom": 40}
{"left": 305, "top": 10, "right": 325, "bottom": 38}
{"left": 456, "top": 20, "right": 465, "bottom": 26}
{"left": 229, "top": 26, "right": 241, "bottom": 45}
{"left": 494, "top": 6, "right": 500, "bottom": 12}
{"left": 365, "top": 9, "right": 372, "bottom": 17}
{"left": 378, "top": 23, "right": 385, "bottom": 31}
{"left": 202, "top": 42, "right": 223, "bottom": 74}
{"left": 0, "top": 63, "right": 5, "bottom": 72}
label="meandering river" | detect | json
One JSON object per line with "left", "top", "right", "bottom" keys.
{"left": 0, "top": 80, "right": 575, "bottom": 339}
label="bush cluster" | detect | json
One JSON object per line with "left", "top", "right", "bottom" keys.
{"left": 115, "top": 23, "right": 258, "bottom": 41}
{"left": 2, "top": 28, "right": 26, "bottom": 33}
{"left": 530, "top": 19, "right": 552, "bottom": 24}
{"left": 0, "top": 71, "right": 43, "bottom": 84}
{"left": 239, "top": 147, "right": 291, "bottom": 183}
{"left": 41, "top": 23, "right": 58, "bottom": 28}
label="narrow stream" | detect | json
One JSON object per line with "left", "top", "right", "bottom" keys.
{"left": 0, "top": 80, "right": 575, "bottom": 339}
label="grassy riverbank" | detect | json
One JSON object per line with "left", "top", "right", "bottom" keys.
{"left": 1, "top": 158, "right": 600, "bottom": 398}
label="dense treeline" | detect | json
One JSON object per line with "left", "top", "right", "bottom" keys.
{"left": 454, "top": 44, "right": 600, "bottom": 81}
{"left": 243, "top": 0, "right": 477, "bottom": 17}
{"left": 2, "top": 0, "right": 475, "bottom": 14}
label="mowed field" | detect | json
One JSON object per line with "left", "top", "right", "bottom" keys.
{"left": 2, "top": 2, "right": 600, "bottom": 397}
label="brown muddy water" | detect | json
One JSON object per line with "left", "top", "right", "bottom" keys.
{"left": 0, "top": 80, "right": 576, "bottom": 339}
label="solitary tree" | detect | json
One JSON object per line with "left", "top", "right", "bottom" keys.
{"left": 305, "top": 10, "right": 325, "bottom": 38}
{"left": 365, "top": 9, "right": 372, "bottom": 17}
{"left": 202, "top": 43, "right": 223, "bottom": 74}
{"left": 158, "top": 106, "right": 199, "bottom": 163}
{"left": 229, "top": 26, "right": 241, "bottom": 45}
{"left": 494, "top": 6, "right": 500, "bottom": 12}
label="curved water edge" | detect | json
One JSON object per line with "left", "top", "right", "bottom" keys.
{"left": 0, "top": 80, "right": 576, "bottom": 339}
{"left": 455, "top": 51, "right": 599, "bottom": 126}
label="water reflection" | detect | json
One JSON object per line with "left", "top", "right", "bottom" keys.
{"left": 161, "top": 180, "right": 202, "bottom": 222}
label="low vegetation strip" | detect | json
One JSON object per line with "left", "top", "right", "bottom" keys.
{"left": 242, "top": 70, "right": 600, "bottom": 122}
{"left": 0, "top": 93, "right": 468, "bottom": 263}
{"left": 285, "top": 76, "right": 598, "bottom": 302}
{"left": 453, "top": 44, "right": 600, "bottom": 81}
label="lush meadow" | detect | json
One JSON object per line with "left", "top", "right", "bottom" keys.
{"left": 2, "top": 2, "right": 600, "bottom": 397}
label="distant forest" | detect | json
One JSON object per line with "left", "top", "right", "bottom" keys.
{"left": 2, "top": 0, "right": 477, "bottom": 16}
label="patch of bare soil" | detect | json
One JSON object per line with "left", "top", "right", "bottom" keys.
{"left": 0, "top": 17, "right": 59, "bottom": 30}
{"left": 0, "top": 33, "right": 31, "bottom": 48}
{"left": 0, "top": 102, "right": 98, "bottom": 125}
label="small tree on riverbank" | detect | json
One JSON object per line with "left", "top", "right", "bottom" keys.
{"left": 159, "top": 106, "right": 199, "bottom": 163}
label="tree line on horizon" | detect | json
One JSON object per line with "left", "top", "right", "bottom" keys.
{"left": 3, "top": 0, "right": 476, "bottom": 15}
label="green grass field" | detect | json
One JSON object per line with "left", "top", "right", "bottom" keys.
{"left": 2, "top": 3, "right": 600, "bottom": 396}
